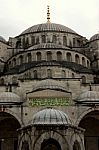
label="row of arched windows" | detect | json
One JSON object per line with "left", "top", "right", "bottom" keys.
{"left": 9, "top": 51, "right": 90, "bottom": 68}
{"left": 22, "top": 69, "right": 87, "bottom": 82}
{"left": 16, "top": 34, "right": 82, "bottom": 48}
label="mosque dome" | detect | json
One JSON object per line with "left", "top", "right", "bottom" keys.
{"left": 90, "top": 33, "right": 99, "bottom": 42}
{"left": 20, "top": 23, "right": 77, "bottom": 36}
{"left": 75, "top": 90, "right": 99, "bottom": 105}
{"left": 0, "top": 92, "right": 23, "bottom": 104}
{"left": 32, "top": 108, "right": 72, "bottom": 125}
{"left": 32, "top": 79, "right": 68, "bottom": 92}
{"left": 0, "top": 36, "right": 6, "bottom": 43}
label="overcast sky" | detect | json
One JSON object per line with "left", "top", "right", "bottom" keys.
{"left": 0, "top": 0, "right": 98, "bottom": 40}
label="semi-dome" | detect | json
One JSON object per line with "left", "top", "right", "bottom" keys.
{"left": 28, "top": 43, "right": 70, "bottom": 51}
{"left": 0, "top": 36, "right": 6, "bottom": 43}
{"left": 0, "top": 92, "right": 23, "bottom": 104}
{"left": 75, "top": 90, "right": 99, "bottom": 105}
{"left": 90, "top": 33, "right": 99, "bottom": 42}
{"left": 20, "top": 23, "right": 77, "bottom": 36}
{"left": 32, "top": 79, "right": 69, "bottom": 92}
{"left": 32, "top": 108, "right": 72, "bottom": 125}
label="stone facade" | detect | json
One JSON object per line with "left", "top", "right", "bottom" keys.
{"left": 0, "top": 21, "right": 98, "bottom": 150}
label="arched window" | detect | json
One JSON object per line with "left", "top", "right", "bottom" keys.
{"left": 0, "top": 78, "right": 4, "bottom": 85}
{"left": 62, "top": 70, "right": 66, "bottom": 78}
{"left": 47, "top": 51, "right": 52, "bottom": 61}
{"left": 75, "top": 54, "right": 80, "bottom": 64}
{"left": 42, "top": 35, "right": 46, "bottom": 43}
{"left": 82, "top": 57, "right": 86, "bottom": 66}
{"left": 33, "top": 70, "right": 38, "bottom": 79}
{"left": 13, "top": 58, "right": 16, "bottom": 66}
{"left": 82, "top": 76, "right": 86, "bottom": 83}
{"left": 73, "top": 38, "right": 76, "bottom": 46}
{"left": 57, "top": 51, "right": 62, "bottom": 61}
{"left": 47, "top": 69, "right": 52, "bottom": 78}
{"left": 21, "top": 141, "right": 29, "bottom": 150}
{"left": 36, "top": 52, "right": 41, "bottom": 61}
{"left": 52, "top": 35, "right": 57, "bottom": 43}
{"left": 36, "top": 36, "right": 39, "bottom": 44}
{"left": 73, "top": 141, "right": 81, "bottom": 150}
{"left": 69, "top": 40, "right": 72, "bottom": 47}
{"left": 87, "top": 60, "right": 90, "bottom": 68}
{"left": 12, "top": 76, "right": 17, "bottom": 84}
{"left": 25, "top": 37, "right": 29, "bottom": 48}
{"left": 72, "top": 73, "right": 75, "bottom": 78}
{"left": 19, "top": 55, "right": 23, "bottom": 65}
{"left": 22, "top": 37, "right": 25, "bottom": 48}
{"left": 16, "top": 40, "right": 21, "bottom": 48}
{"left": 67, "top": 52, "right": 72, "bottom": 62}
{"left": 31, "top": 36, "right": 35, "bottom": 45}
{"left": 27, "top": 53, "right": 32, "bottom": 63}
{"left": 63, "top": 36, "right": 67, "bottom": 46}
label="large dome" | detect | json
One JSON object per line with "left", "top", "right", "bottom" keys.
{"left": 90, "top": 33, "right": 99, "bottom": 42}
{"left": 31, "top": 108, "right": 72, "bottom": 125}
{"left": 20, "top": 23, "right": 77, "bottom": 36}
{"left": 0, "top": 36, "right": 6, "bottom": 43}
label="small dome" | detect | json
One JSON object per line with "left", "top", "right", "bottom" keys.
{"left": 32, "top": 79, "right": 68, "bottom": 92}
{"left": 0, "top": 36, "right": 6, "bottom": 43}
{"left": 0, "top": 92, "right": 23, "bottom": 104}
{"left": 75, "top": 90, "right": 99, "bottom": 104}
{"left": 20, "top": 23, "right": 77, "bottom": 36}
{"left": 32, "top": 108, "right": 72, "bottom": 125}
{"left": 90, "top": 33, "right": 99, "bottom": 42}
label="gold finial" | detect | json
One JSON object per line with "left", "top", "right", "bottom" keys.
{"left": 47, "top": 5, "right": 50, "bottom": 23}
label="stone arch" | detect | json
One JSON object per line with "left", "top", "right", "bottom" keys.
{"left": 3, "top": 108, "right": 24, "bottom": 126}
{"left": 63, "top": 36, "right": 67, "bottom": 46}
{"left": 75, "top": 54, "right": 80, "bottom": 64}
{"left": 87, "top": 60, "right": 90, "bottom": 68}
{"left": 67, "top": 52, "right": 72, "bottom": 62}
{"left": 0, "top": 111, "right": 22, "bottom": 150}
{"left": 75, "top": 107, "right": 99, "bottom": 126}
{"left": 47, "top": 51, "right": 52, "bottom": 61}
{"left": 70, "top": 133, "right": 84, "bottom": 150}
{"left": 52, "top": 35, "right": 57, "bottom": 43}
{"left": 42, "top": 35, "right": 46, "bottom": 43}
{"left": 41, "top": 138, "right": 61, "bottom": 150}
{"left": 62, "top": 70, "right": 66, "bottom": 78}
{"left": 27, "top": 53, "right": 32, "bottom": 63}
{"left": 18, "top": 131, "right": 32, "bottom": 150}
{"left": 57, "top": 51, "right": 62, "bottom": 61}
{"left": 33, "top": 70, "right": 38, "bottom": 79}
{"left": 47, "top": 69, "right": 52, "bottom": 78}
{"left": 81, "top": 75, "right": 86, "bottom": 83}
{"left": 36, "top": 52, "right": 41, "bottom": 61}
{"left": 13, "top": 58, "right": 16, "bottom": 66}
{"left": 82, "top": 57, "right": 86, "bottom": 67}
{"left": 19, "top": 55, "right": 23, "bottom": 65}
{"left": 33, "top": 131, "right": 69, "bottom": 150}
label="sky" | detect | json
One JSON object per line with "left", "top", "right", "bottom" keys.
{"left": 0, "top": 0, "right": 98, "bottom": 40}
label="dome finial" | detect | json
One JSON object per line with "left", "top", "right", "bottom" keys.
{"left": 47, "top": 5, "right": 50, "bottom": 23}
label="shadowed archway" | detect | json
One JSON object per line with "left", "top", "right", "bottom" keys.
{"left": 0, "top": 112, "right": 21, "bottom": 150}
{"left": 79, "top": 110, "right": 99, "bottom": 150}
{"left": 41, "top": 138, "right": 61, "bottom": 150}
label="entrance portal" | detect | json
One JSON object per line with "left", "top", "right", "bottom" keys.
{"left": 0, "top": 112, "right": 20, "bottom": 150}
{"left": 79, "top": 110, "right": 99, "bottom": 150}
{"left": 41, "top": 138, "right": 61, "bottom": 150}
